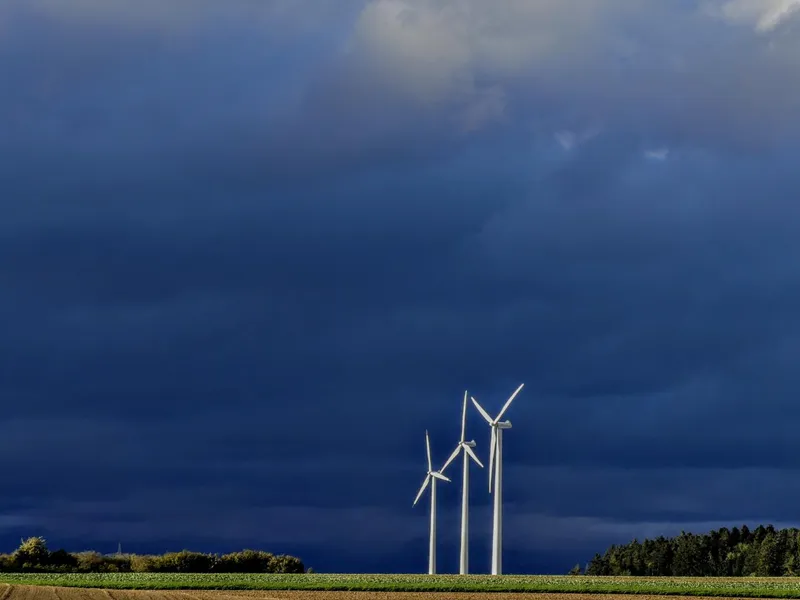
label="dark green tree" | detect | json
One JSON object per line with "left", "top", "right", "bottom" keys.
{"left": 757, "top": 530, "right": 782, "bottom": 576}
{"left": 12, "top": 537, "right": 49, "bottom": 569}
{"left": 582, "top": 524, "right": 800, "bottom": 577}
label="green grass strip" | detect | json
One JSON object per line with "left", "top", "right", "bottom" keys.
{"left": 2, "top": 574, "right": 800, "bottom": 596}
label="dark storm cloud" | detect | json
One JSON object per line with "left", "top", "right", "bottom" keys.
{"left": 4, "top": 0, "right": 800, "bottom": 573}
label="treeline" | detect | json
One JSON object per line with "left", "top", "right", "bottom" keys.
{"left": 1, "top": 537, "right": 306, "bottom": 573}
{"left": 582, "top": 524, "right": 800, "bottom": 576}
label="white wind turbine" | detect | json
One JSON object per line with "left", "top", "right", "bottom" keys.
{"left": 440, "top": 391, "right": 484, "bottom": 574}
{"left": 471, "top": 383, "right": 524, "bottom": 575}
{"left": 413, "top": 429, "right": 451, "bottom": 574}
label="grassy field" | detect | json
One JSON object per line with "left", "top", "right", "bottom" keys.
{"left": 3, "top": 585, "right": 794, "bottom": 600}
{"left": 1, "top": 574, "right": 800, "bottom": 596}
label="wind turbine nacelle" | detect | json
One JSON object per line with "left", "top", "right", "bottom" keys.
{"left": 463, "top": 440, "right": 477, "bottom": 447}
{"left": 497, "top": 420, "right": 512, "bottom": 429}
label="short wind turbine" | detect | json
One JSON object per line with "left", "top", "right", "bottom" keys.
{"left": 471, "top": 383, "right": 524, "bottom": 575}
{"left": 413, "top": 429, "right": 451, "bottom": 574}
{"left": 441, "top": 391, "right": 484, "bottom": 574}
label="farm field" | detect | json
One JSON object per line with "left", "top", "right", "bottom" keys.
{"left": 3, "top": 576, "right": 800, "bottom": 597}
{"left": 3, "top": 589, "right": 800, "bottom": 600}
{"left": 0, "top": 586, "right": 786, "bottom": 600}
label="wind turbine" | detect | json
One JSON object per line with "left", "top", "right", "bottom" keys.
{"left": 413, "top": 429, "right": 451, "bottom": 574}
{"left": 471, "top": 383, "right": 524, "bottom": 575}
{"left": 440, "top": 391, "right": 484, "bottom": 574}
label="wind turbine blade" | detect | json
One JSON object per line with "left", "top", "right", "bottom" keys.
{"left": 432, "top": 471, "right": 451, "bottom": 482}
{"left": 489, "top": 427, "right": 496, "bottom": 492}
{"left": 496, "top": 383, "right": 524, "bottom": 422}
{"left": 441, "top": 445, "right": 461, "bottom": 474}
{"left": 465, "top": 444, "right": 484, "bottom": 468}
{"left": 425, "top": 430, "right": 432, "bottom": 473}
{"left": 461, "top": 390, "right": 468, "bottom": 442}
{"left": 471, "top": 396, "right": 494, "bottom": 425}
{"left": 413, "top": 474, "right": 431, "bottom": 506}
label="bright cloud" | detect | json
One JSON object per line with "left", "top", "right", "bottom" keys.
{"left": 709, "top": 0, "right": 800, "bottom": 31}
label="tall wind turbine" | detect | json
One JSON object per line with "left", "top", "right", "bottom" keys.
{"left": 471, "top": 383, "right": 524, "bottom": 575}
{"left": 413, "top": 430, "right": 451, "bottom": 574}
{"left": 441, "top": 391, "right": 484, "bottom": 574}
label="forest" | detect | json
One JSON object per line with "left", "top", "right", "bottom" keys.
{"left": 583, "top": 524, "right": 800, "bottom": 576}
{"left": 0, "top": 537, "right": 306, "bottom": 573}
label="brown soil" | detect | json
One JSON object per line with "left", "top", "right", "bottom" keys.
{"left": 0, "top": 586, "right": 753, "bottom": 600}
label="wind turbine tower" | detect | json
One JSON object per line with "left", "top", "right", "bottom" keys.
{"left": 471, "top": 383, "right": 524, "bottom": 575}
{"left": 441, "top": 391, "right": 484, "bottom": 574}
{"left": 413, "top": 430, "right": 451, "bottom": 574}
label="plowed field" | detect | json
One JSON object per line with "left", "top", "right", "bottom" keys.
{"left": 0, "top": 586, "right": 763, "bottom": 600}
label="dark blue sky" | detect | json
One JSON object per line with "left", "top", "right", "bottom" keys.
{"left": 3, "top": 0, "right": 800, "bottom": 575}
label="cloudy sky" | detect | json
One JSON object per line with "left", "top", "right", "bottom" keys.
{"left": 3, "top": 0, "right": 800, "bottom": 574}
